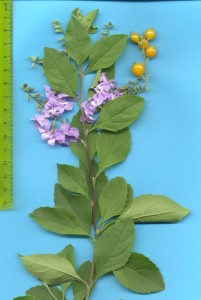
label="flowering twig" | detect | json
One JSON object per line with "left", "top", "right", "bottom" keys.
{"left": 16, "top": 8, "right": 190, "bottom": 300}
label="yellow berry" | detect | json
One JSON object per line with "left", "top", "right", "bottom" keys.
{"left": 144, "top": 28, "right": 156, "bottom": 40}
{"left": 130, "top": 32, "right": 140, "bottom": 43}
{"left": 145, "top": 46, "right": 157, "bottom": 58}
{"left": 138, "top": 38, "right": 149, "bottom": 50}
{"left": 131, "top": 62, "right": 145, "bottom": 77}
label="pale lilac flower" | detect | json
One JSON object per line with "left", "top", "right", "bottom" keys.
{"left": 58, "top": 100, "right": 73, "bottom": 111}
{"left": 32, "top": 114, "right": 51, "bottom": 133}
{"left": 41, "top": 130, "right": 56, "bottom": 146}
{"left": 82, "top": 73, "right": 122, "bottom": 123}
{"left": 32, "top": 87, "right": 79, "bottom": 147}
{"left": 59, "top": 123, "right": 80, "bottom": 142}
{"left": 43, "top": 98, "right": 65, "bottom": 118}
{"left": 39, "top": 122, "right": 79, "bottom": 146}
{"left": 44, "top": 85, "right": 54, "bottom": 100}
{"left": 43, "top": 85, "right": 74, "bottom": 118}
{"left": 93, "top": 76, "right": 115, "bottom": 103}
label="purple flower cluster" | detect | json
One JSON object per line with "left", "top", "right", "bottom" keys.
{"left": 82, "top": 73, "right": 122, "bottom": 123}
{"left": 32, "top": 86, "right": 79, "bottom": 146}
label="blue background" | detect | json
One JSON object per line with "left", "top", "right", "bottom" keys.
{"left": 0, "top": 1, "right": 200, "bottom": 299}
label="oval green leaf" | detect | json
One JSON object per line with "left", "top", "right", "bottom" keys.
{"left": 54, "top": 184, "right": 92, "bottom": 234}
{"left": 96, "top": 128, "right": 131, "bottom": 176}
{"left": 19, "top": 254, "right": 83, "bottom": 285}
{"left": 92, "top": 94, "right": 144, "bottom": 132}
{"left": 114, "top": 252, "right": 165, "bottom": 294}
{"left": 99, "top": 177, "right": 127, "bottom": 223}
{"left": 94, "top": 218, "right": 134, "bottom": 278}
{"left": 43, "top": 48, "right": 78, "bottom": 99}
{"left": 120, "top": 194, "right": 190, "bottom": 223}
{"left": 30, "top": 206, "right": 90, "bottom": 236}
{"left": 87, "top": 34, "right": 127, "bottom": 72}
{"left": 81, "top": 9, "right": 99, "bottom": 32}
{"left": 66, "top": 16, "right": 92, "bottom": 65}
{"left": 57, "top": 164, "right": 88, "bottom": 196}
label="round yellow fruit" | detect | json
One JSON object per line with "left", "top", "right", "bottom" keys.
{"left": 131, "top": 62, "right": 145, "bottom": 76}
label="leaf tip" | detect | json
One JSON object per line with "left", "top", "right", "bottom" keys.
{"left": 180, "top": 207, "right": 190, "bottom": 221}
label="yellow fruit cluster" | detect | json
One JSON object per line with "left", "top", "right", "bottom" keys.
{"left": 130, "top": 28, "right": 156, "bottom": 77}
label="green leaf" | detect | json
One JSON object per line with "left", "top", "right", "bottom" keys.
{"left": 57, "top": 164, "right": 88, "bottom": 196}
{"left": 43, "top": 48, "right": 78, "bottom": 99}
{"left": 58, "top": 244, "right": 74, "bottom": 265}
{"left": 81, "top": 9, "right": 99, "bottom": 32}
{"left": 73, "top": 261, "right": 92, "bottom": 300}
{"left": 99, "top": 177, "right": 127, "bottom": 223}
{"left": 114, "top": 252, "right": 165, "bottom": 294}
{"left": 94, "top": 218, "right": 134, "bottom": 278}
{"left": 72, "top": 8, "right": 82, "bottom": 20}
{"left": 54, "top": 184, "right": 91, "bottom": 234}
{"left": 120, "top": 194, "right": 190, "bottom": 223}
{"left": 92, "top": 94, "right": 144, "bottom": 132}
{"left": 121, "top": 184, "right": 134, "bottom": 214}
{"left": 96, "top": 128, "right": 130, "bottom": 175}
{"left": 58, "top": 245, "right": 74, "bottom": 295}
{"left": 61, "top": 281, "right": 71, "bottom": 296}
{"left": 127, "top": 184, "right": 134, "bottom": 202}
{"left": 26, "top": 285, "right": 64, "bottom": 300}
{"left": 72, "top": 8, "right": 99, "bottom": 34}
{"left": 66, "top": 16, "right": 92, "bottom": 65}
{"left": 102, "top": 63, "right": 115, "bottom": 79}
{"left": 19, "top": 254, "right": 83, "bottom": 285}
{"left": 99, "top": 219, "right": 116, "bottom": 235}
{"left": 90, "top": 69, "right": 102, "bottom": 87}
{"left": 87, "top": 34, "right": 127, "bottom": 72}
{"left": 30, "top": 207, "right": 90, "bottom": 236}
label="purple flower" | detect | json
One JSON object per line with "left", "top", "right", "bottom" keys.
{"left": 39, "top": 122, "right": 79, "bottom": 146}
{"left": 44, "top": 85, "right": 54, "bottom": 99}
{"left": 54, "top": 123, "right": 80, "bottom": 146}
{"left": 32, "top": 114, "right": 51, "bottom": 133}
{"left": 60, "top": 122, "right": 80, "bottom": 142}
{"left": 93, "top": 74, "right": 115, "bottom": 103}
{"left": 32, "top": 86, "right": 79, "bottom": 147}
{"left": 82, "top": 73, "right": 122, "bottom": 123}
{"left": 43, "top": 99, "right": 65, "bottom": 118}
{"left": 43, "top": 85, "right": 74, "bottom": 118}
{"left": 41, "top": 130, "right": 56, "bottom": 146}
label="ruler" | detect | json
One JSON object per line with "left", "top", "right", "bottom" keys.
{"left": 0, "top": 0, "right": 13, "bottom": 209}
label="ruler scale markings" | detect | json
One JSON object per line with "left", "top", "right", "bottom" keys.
{"left": 0, "top": 0, "right": 13, "bottom": 209}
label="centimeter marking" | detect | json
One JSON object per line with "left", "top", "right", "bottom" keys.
{"left": 0, "top": 0, "right": 13, "bottom": 209}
